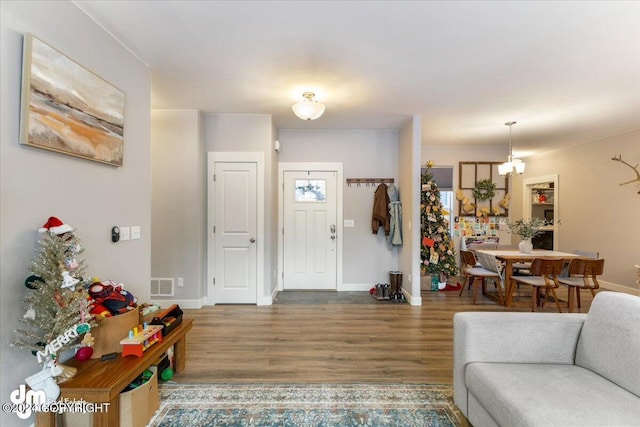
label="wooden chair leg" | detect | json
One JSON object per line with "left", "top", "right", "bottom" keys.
{"left": 540, "top": 287, "right": 551, "bottom": 308}
{"left": 551, "top": 288, "right": 562, "bottom": 313}
{"left": 472, "top": 278, "right": 479, "bottom": 304}
{"left": 531, "top": 287, "right": 538, "bottom": 312}
{"left": 506, "top": 279, "right": 516, "bottom": 307}
{"left": 458, "top": 277, "right": 467, "bottom": 296}
{"left": 495, "top": 279, "right": 505, "bottom": 306}
{"left": 576, "top": 288, "right": 582, "bottom": 310}
{"left": 567, "top": 287, "right": 574, "bottom": 313}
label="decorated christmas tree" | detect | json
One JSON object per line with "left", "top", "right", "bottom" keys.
{"left": 13, "top": 217, "right": 96, "bottom": 401}
{"left": 421, "top": 162, "right": 459, "bottom": 283}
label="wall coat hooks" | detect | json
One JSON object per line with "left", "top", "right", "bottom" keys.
{"left": 346, "top": 178, "right": 394, "bottom": 187}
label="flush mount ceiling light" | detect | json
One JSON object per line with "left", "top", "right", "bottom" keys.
{"left": 292, "top": 92, "right": 325, "bottom": 120}
{"left": 498, "top": 121, "right": 525, "bottom": 177}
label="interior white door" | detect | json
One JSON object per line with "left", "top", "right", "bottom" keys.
{"left": 283, "top": 170, "right": 337, "bottom": 290}
{"left": 214, "top": 162, "right": 257, "bottom": 303}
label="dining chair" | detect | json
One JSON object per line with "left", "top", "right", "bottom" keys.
{"left": 573, "top": 249, "right": 599, "bottom": 259}
{"left": 473, "top": 251, "right": 506, "bottom": 305}
{"left": 459, "top": 250, "right": 504, "bottom": 305}
{"left": 558, "top": 258, "right": 605, "bottom": 312}
{"left": 509, "top": 258, "right": 565, "bottom": 312}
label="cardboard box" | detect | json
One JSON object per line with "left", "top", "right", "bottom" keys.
{"left": 120, "top": 366, "right": 159, "bottom": 427}
{"left": 61, "top": 363, "right": 160, "bottom": 427}
{"left": 139, "top": 304, "right": 161, "bottom": 325}
{"left": 91, "top": 308, "right": 139, "bottom": 358}
{"left": 420, "top": 274, "right": 432, "bottom": 291}
{"left": 60, "top": 366, "right": 158, "bottom": 427}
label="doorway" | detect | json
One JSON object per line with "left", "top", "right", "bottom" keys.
{"left": 523, "top": 174, "right": 559, "bottom": 251}
{"left": 278, "top": 163, "right": 343, "bottom": 291}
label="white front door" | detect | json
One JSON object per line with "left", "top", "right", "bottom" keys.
{"left": 213, "top": 161, "right": 257, "bottom": 303}
{"left": 283, "top": 170, "right": 337, "bottom": 290}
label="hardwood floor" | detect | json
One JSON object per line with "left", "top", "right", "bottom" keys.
{"left": 175, "top": 284, "right": 596, "bottom": 385}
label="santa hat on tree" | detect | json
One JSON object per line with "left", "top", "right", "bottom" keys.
{"left": 39, "top": 216, "right": 74, "bottom": 235}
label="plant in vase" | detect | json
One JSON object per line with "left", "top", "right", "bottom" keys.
{"left": 507, "top": 217, "right": 546, "bottom": 253}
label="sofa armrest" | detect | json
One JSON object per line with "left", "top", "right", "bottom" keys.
{"left": 453, "top": 312, "right": 586, "bottom": 417}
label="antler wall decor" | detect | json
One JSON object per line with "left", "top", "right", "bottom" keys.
{"left": 611, "top": 154, "right": 640, "bottom": 194}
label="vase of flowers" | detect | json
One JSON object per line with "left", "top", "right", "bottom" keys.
{"left": 507, "top": 217, "right": 546, "bottom": 253}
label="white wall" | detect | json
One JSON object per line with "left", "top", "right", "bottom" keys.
{"left": 0, "top": 1, "right": 151, "bottom": 424}
{"left": 277, "top": 129, "right": 400, "bottom": 289}
{"left": 202, "top": 113, "right": 276, "bottom": 301}
{"left": 398, "top": 117, "right": 423, "bottom": 304}
{"left": 151, "top": 110, "right": 205, "bottom": 306}
{"left": 521, "top": 130, "right": 640, "bottom": 291}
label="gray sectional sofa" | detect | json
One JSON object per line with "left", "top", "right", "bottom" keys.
{"left": 454, "top": 291, "right": 640, "bottom": 427}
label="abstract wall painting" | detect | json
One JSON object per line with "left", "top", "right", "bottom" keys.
{"left": 20, "top": 34, "right": 125, "bottom": 167}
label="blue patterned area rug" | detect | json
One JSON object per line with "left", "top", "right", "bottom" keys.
{"left": 148, "top": 383, "right": 465, "bottom": 427}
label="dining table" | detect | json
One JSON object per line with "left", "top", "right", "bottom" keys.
{"left": 475, "top": 249, "right": 581, "bottom": 307}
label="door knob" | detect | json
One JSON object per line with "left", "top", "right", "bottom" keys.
{"left": 330, "top": 235, "right": 336, "bottom": 240}
{"left": 250, "top": 238, "right": 256, "bottom": 243}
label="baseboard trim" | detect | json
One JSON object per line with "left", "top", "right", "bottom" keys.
{"left": 402, "top": 288, "right": 422, "bottom": 306}
{"left": 257, "top": 288, "right": 277, "bottom": 306}
{"left": 600, "top": 280, "right": 640, "bottom": 296}
{"left": 150, "top": 298, "right": 206, "bottom": 309}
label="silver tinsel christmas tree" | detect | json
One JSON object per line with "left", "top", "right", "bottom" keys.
{"left": 13, "top": 230, "right": 95, "bottom": 359}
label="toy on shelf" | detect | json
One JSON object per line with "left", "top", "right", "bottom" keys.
{"left": 150, "top": 304, "right": 183, "bottom": 336}
{"left": 119, "top": 323, "right": 163, "bottom": 358}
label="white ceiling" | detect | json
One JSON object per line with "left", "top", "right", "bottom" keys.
{"left": 74, "top": 0, "right": 640, "bottom": 157}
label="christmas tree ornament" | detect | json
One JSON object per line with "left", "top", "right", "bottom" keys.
{"left": 65, "top": 256, "right": 79, "bottom": 271}
{"left": 81, "top": 332, "right": 94, "bottom": 346}
{"left": 53, "top": 291, "right": 65, "bottom": 307}
{"left": 45, "top": 358, "right": 77, "bottom": 383}
{"left": 38, "top": 216, "right": 74, "bottom": 235}
{"left": 25, "top": 275, "right": 44, "bottom": 289}
{"left": 67, "top": 243, "right": 82, "bottom": 254}
{"left": 75, "top": 331, "right": 94, "bottom": 361}
{"left": 61, "top": 270, "right": 80, "bottom": 290}
{"left": 54, "top": 364, "right": 77, "bottom": 383}
{"left": 25, "top": 368, "right": 59, "bottom": 403}
{"left": 75, "top": 346, "right": 93, "bottom": 361}
{"left": 23, "top": 307, "right": 36, "bottom": 320}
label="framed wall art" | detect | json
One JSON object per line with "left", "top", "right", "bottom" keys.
{"left": 457, "top": 161, "right": 509, "bottom": 217}
{"left": 20, "top": 34, "right": 125, "bottom": 167}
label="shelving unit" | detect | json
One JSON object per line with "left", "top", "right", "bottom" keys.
{"left": 523, "top": 175, "right": 558, "bottom": 251}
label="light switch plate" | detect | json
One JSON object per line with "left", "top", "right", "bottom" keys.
{"left": 120, "top": 226, "right": 131, "bottom": 241}
{"left": 344, "top": 219, "right": 355, "bottom": 228}
{"left": 131, "top": 226, "right": 141, "bottom": 240}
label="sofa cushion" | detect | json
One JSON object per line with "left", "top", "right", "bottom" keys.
{"left": 466, "top": 362, "right": 640, "bottom": 427}
{"left": 575, "top": 292, "right": 640, "bottom": 397}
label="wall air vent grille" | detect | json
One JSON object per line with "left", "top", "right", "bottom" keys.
{"left": 150, "top": 278, "right": 174, "bottom": 297}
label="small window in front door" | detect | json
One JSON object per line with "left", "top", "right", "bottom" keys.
{"left": 294, "top": 179, "right": 326, "bottom": 202}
